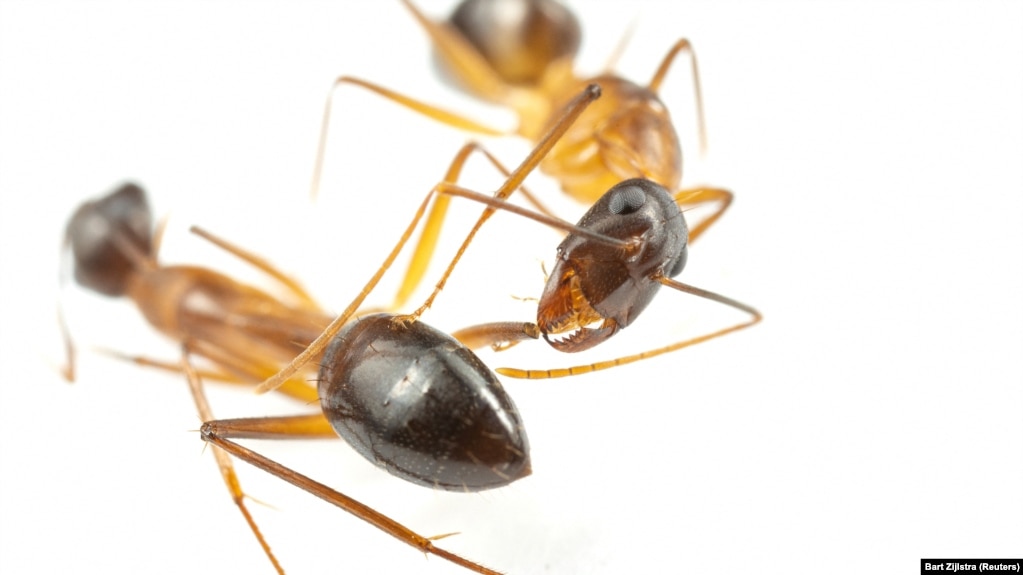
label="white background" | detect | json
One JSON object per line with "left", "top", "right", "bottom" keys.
{"left": 1, "top": 1, "right": 1021, "bottom": 574}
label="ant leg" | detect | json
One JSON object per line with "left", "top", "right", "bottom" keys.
{"left": 674, "top": 186, "right": 734, "bottom": 243}
{"left": 186, "top": 338, "right": 320, "bottom": 403}
{"left": 95, "top": 349, "right": 234, "bottom": 382}
{"left": 188, "top": 225, "right": 319, "bottom": 310}
{"left": 601, "top": 16, "right": 638, "bottom": 74}
{"left": 97, "top": 345, "right": 319, "bottom": 404}
{"left": 200, "top": 413, "right": 335, "bottom": 440}
{"left": 392, "top": 141, "right": 554, "bottom": 311}
{"left": 647, "top": 37, "right": 707, "bottom": 154}
{"left": 258, "top": 84, "right": 602, "bottom": 394}
{"left": 56, "top": 228, "right": 78, "bottom": 381}
{"left": 432, "top": 144, "right": 559, "bottom": 218}
{"left": 200, "top": 415, "right": 503, "bottom": 575}
{"left": 391, "top": 181, "right": 625, "bottom": 333}
{"left": 450, "top": 322, "right": 540, "bottom": 351}
{"left": 397, "top": 85, "right": 603, "bottom": 323}
{"left": 312, "top": 75, "right": 507, "bottom": 199}
{"left": 394, "top": 179, "right": 630, "bottom": 328}
{"left": 393, "top": 142, "right": 492, "bottom": 311}
{"left": 497, "top": 275, "right": 761, "bottom": 379}
{"left": 152, "top": 214, "right": 169, "bottom": 262}
{"left": 56, "top": 304, "right": 76, "bottom": 382}
{"left": 256, "top": 182, "right": 439, "bottom": 394}
{"left": 179, "top": 346, "right": 286, "bottom": 575}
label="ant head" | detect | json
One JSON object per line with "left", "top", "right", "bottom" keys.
{"left": 445, "top": 0, "right": 581, "bottom": 87}
{"left": 66, "top": 183, "right": 153, "bottom": 297}
{"left": 537, "top": 178, "right": 688, "bottom": 352}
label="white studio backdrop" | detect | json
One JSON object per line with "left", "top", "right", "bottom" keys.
{"left": 1, "top": 1, "right": 1021, "bottom": 574}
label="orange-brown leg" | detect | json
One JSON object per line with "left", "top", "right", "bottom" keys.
{"left": 180, "top": 347, "right": 286, "bottom": 575}
{"left": 600, "top": 16, "right": 637, "bottom": 74}
{"left": 189, "top": 225, "right": 320, "bottom": 311}
{"left": 311, "top": 75, "right": 507, "bottom": 199}
{"left": 393, "top": 141, "right": 554, "bottom": 311}
{"left": 648, "top": 37, "right": 707, "bottom": 153}
{"left": 99, "top": 345, "right": 319, "bottom": 404}
{"left": 674, "top": 186, "right": 734, "bottom": 243}
{"left": 496, "top": 274, "right": 761, "bottom": 379}
{"left": 200, "top": 413, "right": 503, "bottom": 575}
{"left": 255, "top": 182, "right": 438, "bottom": 394}
{"left": 450, "top": 321, "right": 540, "bottom": 351}
{"left": 394, "top": 142, "right": 495, "bottom": 311}
{"left": 56, "top": 305, "right": 76, "bottom": 382}
{"left": 395, "top": 85, "right": 603, "bottom": 324}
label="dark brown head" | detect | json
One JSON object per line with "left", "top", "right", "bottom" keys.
{"left": 66, "top": 183, "right": 153, "bottom": 297}
{"left": 446, "top": 0, "right": 581, "bottom": 86}
{"left": 537, "top": 178, "right": 688, "bottom": 352}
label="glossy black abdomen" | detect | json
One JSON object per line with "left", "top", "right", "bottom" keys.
{"left": 318, "top": 314, "right": 530, "bottom": 492}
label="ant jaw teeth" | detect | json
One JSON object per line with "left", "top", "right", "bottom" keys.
{"left": 541, "top": 318, "right": 618, "bottom": 353}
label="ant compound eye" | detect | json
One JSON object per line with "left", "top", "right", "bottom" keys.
{"left": 608, "top": 185, "right": 646, "bottom": 215}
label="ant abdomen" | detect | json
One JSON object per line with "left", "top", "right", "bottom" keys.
{"left": 318, "top": 313, "right": 531, "bottom": 491}
{"left": 66, "top": 182, "right": 152, "bottom": 297}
